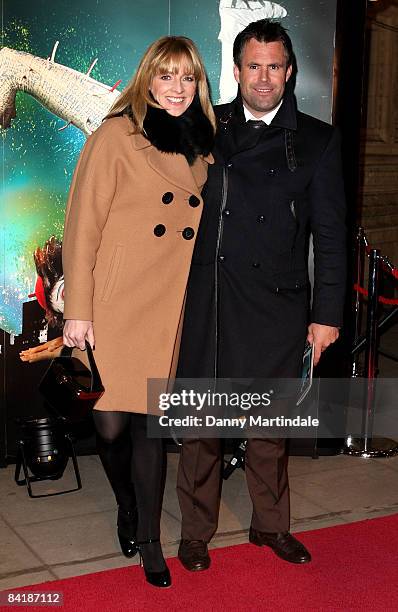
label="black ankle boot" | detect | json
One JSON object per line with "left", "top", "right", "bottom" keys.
{"left": 137, "top": 538, "right": 171, "bottom": 588}
{"left": 117, "top": 507, "right": 138, "bottom": 558}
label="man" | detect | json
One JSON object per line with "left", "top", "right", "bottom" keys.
{"left": 176, "top": 20, "right": 346, "bottom": 570}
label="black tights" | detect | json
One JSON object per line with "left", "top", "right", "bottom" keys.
{"left": 93, "top": 411, "right": 166, "bottom": 570}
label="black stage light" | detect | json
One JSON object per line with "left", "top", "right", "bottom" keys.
{"left": 14, "top": 417, "right": 82, "bottom": 498}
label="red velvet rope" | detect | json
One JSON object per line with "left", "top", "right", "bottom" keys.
{"left": 354, "top": 233, "right": 398, "bottom": 303}
{"left": 363, "top": 242, "right": 398, "bottom": 279}
{"left": 353, "top": 283, "right": 398, "bottom": 305}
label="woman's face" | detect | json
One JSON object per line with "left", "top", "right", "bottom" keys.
{"left": 150, "top": 64, "right": 197, "bottom": 116}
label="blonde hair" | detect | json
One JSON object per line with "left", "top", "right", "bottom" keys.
{"left": 108, "top": 36, "right": 216, "bottom": 134}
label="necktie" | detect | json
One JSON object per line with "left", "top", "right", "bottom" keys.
{"left": 230, "top": 119, "right": 267, "bottom": 151}
{"left": 246, "top": 119, "right": 267, "bottom": 129}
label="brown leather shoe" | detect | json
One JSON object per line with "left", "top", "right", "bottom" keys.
{"left": 249, "top": 528, "right": 311, "bottom": 564}
{"left": 178, "top": 539, "right": 211, "bottom": 571}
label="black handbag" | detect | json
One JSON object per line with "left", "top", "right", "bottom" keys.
{"left": 39, "top": 341, "right": 105, "bottom": 422}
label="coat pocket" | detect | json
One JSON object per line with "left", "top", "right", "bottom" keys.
{"left": 273, "top": 269, "right": 310, "bottom": 292}
{"left": 101, "top": 244, "right": 124, "bottom": 303}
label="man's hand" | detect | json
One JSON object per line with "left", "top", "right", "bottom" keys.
{"left": 307, "top": 323, "right": 339, "bottom": 366}
{"left": 63, "top": 320, "right": 95, "bottom": 350}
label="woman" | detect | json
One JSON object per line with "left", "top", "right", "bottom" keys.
{"left": 62, "top": 36, "right": 215, "bottom": 588}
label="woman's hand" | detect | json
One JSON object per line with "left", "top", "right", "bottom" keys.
{"left": 63, "top": 320, "right": 95, "bottom": 350}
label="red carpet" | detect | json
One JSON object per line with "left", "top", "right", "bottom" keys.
{"left": 2, "top": 515, "right": 398, "bottom": 611}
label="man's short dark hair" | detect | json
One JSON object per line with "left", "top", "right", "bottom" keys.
{"left": 233, "top": 19, "right": 294, "bottom": 69}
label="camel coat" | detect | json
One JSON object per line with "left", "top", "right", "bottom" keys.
{"left": 62, "top": 115, "right": 213, "bottom": 412}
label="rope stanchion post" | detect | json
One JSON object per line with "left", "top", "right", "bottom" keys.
{"left": 352, "top": 227, "right": 365, "bottom": 377}
{"left": 345, "top": 243, "right": 398, "bottom": 457}
{"left": 351, "top": 307, "right": 398, "bottom": 356}
{"left": 363, "top": 249, "right": 379, "bottom": 453}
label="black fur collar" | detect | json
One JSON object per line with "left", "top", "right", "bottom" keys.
{"left": 142, "top": 97, "right": 214, "bottom": 166}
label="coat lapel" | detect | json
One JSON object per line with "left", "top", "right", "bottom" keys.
{"left": 190, "top": 154, "right": 213, "bottom": 191}
{"left": 215, "top": 89, "right": 298, "bottom": 161}
{"left": 147, "top": 147, "right": 201, "bottom": 196}
{"left": 131, "top": 129, "right": 213, "bottom": 196}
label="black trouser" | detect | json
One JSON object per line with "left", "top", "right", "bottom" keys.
{"left": 92, "top": 411, "right": 166, "bottom": 543}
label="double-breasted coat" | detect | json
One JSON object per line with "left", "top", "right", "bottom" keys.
{"left": 176, "top": 91, "right": 347, "bottom": 540}
{"left": 62, "top": 115, "right": 213, "bottom": 412}
{"left": 177, "top": 90, "right": 347, "bottom": 381}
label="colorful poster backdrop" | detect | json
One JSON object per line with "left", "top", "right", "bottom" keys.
{"left": 1, "top": 0, "right": 337, "bottom": 336}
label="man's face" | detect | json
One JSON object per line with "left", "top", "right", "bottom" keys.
{"left": 233, "top": 39, "right": 292, "bottom": 118}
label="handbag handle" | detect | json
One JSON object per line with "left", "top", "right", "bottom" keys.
{"left": 60, "top": 341, "right": 102, "bottom": 392}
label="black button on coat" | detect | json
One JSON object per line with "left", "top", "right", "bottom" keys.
{"left": 188, "top": 195, "right": 201, "bottom": 208}
{"left": 162, "top": 192, "right": 174, "bottom": 204}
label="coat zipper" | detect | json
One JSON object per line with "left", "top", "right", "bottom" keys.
{"left": 213, "top": 165, "right": 229, "bottom": 381}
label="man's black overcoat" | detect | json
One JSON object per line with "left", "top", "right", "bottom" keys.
{"left": 178, "top": 90, "right": 347, "bottom": 380}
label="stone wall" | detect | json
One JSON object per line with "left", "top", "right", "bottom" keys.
{"left": 360, "top": 0, "right": 398, "bottom": 266}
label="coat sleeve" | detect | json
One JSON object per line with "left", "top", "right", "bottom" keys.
{"left": 62, "top": 121, "right": 118, "bottom": 321}
{"left": 309, "top": 127, "right": 347, "bottom": 327}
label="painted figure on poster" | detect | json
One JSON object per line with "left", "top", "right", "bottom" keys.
{"left": 19, "top": 236, "right": 64, "bottom": 363}
{"left": 0, "top": 44, "right": 120, "bottom": 134}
